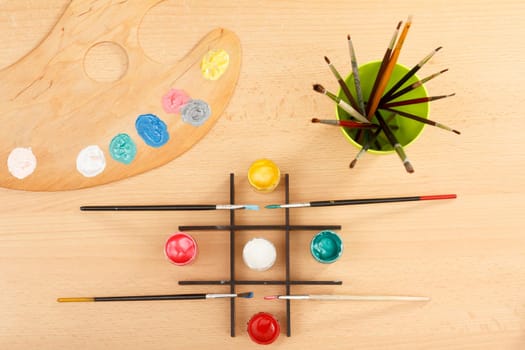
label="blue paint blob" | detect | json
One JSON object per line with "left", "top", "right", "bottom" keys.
{"left": 109, "top": 133, "right": 137, "bottom": 165}
{"left": 135, "top": 114, "right": 170, "bottom": 147}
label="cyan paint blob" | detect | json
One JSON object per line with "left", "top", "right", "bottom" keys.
{"left": 109, "top": 133, "right": 137, "bottom": 164}
{"left": 135, "top": 114, "right": 170, "bottom": 147}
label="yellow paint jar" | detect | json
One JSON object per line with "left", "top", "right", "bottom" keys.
{"left": 247, "top": 159, "right": 281, "bottom": 193}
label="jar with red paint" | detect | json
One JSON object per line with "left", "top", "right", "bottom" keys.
{"left": 247, "top": 312, "right": 280, "bottom": 345}
{"left": 164, "top": 232, "right": 198, "bottom": 266}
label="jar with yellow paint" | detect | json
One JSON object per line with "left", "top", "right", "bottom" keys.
{"left": 247, "top": 159, "right": 281, "bottom": 193}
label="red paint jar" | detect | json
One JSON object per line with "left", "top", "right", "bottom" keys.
{"left": 247, "top": 312, "right": 280, "bottom": 345}
{"left": 164, "top": 232, "right": 197, "bottom": 266}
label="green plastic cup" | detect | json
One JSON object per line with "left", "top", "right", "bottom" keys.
{"left": 310, "top": 230, "right": 343, "bottom": 264}
{"left": 336, "top": 61, "right": 429, "bottom": 154}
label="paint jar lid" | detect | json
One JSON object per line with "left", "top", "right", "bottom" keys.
{"left": 247, "top": 312, "right": 280, "bottom": 345}
{"left": 242, "top": 238, "right": 277, "bottom": 271}
{"left": 310, "top": 230, "right": 343, "bottom": 264}
{"left": 165, "top": 232, "right": 197, "bottom": 266}
{"left": 248, "top": 159, "right": 281, "bottom": 193}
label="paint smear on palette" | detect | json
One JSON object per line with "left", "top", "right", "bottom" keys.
{"left": 162, "top": 88, "right": 190, "bottom": 114}
{"left": 7, "top": 147, "right": 37, "bottom": 179}
{"left": 181, "top": 99, "right": 211, "bottom": 126}
{"left": 77, "top": 145, "right": 106, "bottom": 177}
{"left": 201, "top": 49, "right": 229, "bottom": 80}
{"left": 135, "top": 114, "right": 170, "bottom": 147}
{"left": 109, "top": 133, "right": 137, "bottom": 165}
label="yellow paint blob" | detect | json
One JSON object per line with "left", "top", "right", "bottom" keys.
{"left": 248, "top": 159, "right": 281, "bottom": 193}
{"left": 201, "top": 49, "right": 230, "bottom": 80}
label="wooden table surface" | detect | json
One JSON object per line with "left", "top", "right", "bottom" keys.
{"left": 1, "top": 1, "right": 524, "bottom": 349}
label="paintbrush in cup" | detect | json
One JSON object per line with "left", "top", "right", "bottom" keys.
{"left": 367, "top": 20, "right": 403, "bottom": 116}
{"left": 347, "top": 35, "right": 366, "bottom": 114}
{"left": 380, "top": 46, "right": 442, "bottom": 102}
{"left": 381, "top": 93, "right": 455, "bottom": 108}
{"left": 312, "top": 84, "right": 369, "bottom": 123}
{"left": 375, "top": 110, "right": 414, "bottom": 173}
{"left": 382, "top": 68, "right": 448, "bottom": 102}
{"left": 324, "top": 56, "right": 359, "bottom": 111}
{"left": 381, "top": 106, "right": 461, "bottom": 134}
{"left": 311, "top": 118, "right": 377, "bottom": 129}
{"left": 367, "top": 15, "right": 413, "bottom": 119}
{"left": 349, "top": 113, "right": 398, "bottom": 169}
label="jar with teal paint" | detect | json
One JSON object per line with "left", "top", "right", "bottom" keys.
{"left": 310, "top": 230, "right": 343, "bottom": 264}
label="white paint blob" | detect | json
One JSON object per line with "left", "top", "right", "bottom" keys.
{"left": 242, "top": 237, "right": 277, "bottom": 272}
{"left": 7, "top": 147, "right": 37, "bottom": 179}
{"left": 76, "top": 145, "right": 106, "bottom": 177}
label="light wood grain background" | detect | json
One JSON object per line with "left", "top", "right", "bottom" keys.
{"left": 0, "top": 1, "right": 524, "bottom": 349}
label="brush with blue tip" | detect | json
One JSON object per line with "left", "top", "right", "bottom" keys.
{"left": 80, "top": 204, "right": 259, "bottom": 211}
{"left": 58, "top": 291, "right": 254, "bottom": 303}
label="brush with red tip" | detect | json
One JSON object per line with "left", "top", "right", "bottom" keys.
{"left": 264, "top": 294, "right": 430, "bottom": 302}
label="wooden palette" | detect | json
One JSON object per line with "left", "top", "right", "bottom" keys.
{"left": 0, "top": 0, "right": 241, "bottom": 191}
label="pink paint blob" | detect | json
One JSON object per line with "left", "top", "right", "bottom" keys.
{"left": 162, "top": 88, "right": 191, "bottom": 114}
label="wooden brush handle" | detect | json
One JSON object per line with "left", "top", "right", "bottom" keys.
{"left": 311, "top": 295, "right": 429, "bottom": 301}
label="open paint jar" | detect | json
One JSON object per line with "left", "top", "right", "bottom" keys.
{"left": 242, "top": 237, "right": 277, "bottom": 271}
{"left": 164, "top": 232, "right": 198, "bottom": 266}
{"left": 336, "top": 61, "right": 429, "bottom": 154}
{"left": 310, "top": 230, "right": 343, "bottom": 264}
{"left": 247, "top": 159, "right": 281, "bottom": 193}
{"left": 247, "top": 312, "right": 280, "bottom": 345}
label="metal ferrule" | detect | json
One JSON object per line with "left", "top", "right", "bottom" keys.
{"left": 206, "top": 294, "right": 237, "bottom": 299}
{"left": 280, "top": 203, "right": 310, "bottom": 209}
{"left": 215, "top": 204, "right": 245, "bottom": 210}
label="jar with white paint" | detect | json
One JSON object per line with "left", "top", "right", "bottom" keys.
{"left": 242, "top": 237, "right": 277, "bottom": 272}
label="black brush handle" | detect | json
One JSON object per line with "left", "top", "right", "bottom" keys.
{"left": 94, "top": 294, "right": 207, "bottom": 301}
{"left": 380, "top": 65, "right": 420, "bottom": 102}
{"left": 382, "top": 81, "right": 418, "bottom": 102}
{"left": 80, "top": 205, "right": 216, "bottom": 211}
{"left": 310, "top": 196, "right": 420, "bottom": 207}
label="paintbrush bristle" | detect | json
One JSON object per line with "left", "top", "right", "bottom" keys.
{"left": 396, "top": 20, "right": 402, "bottom": 29}
{"left": 453, "top": 129, "right": 461, "bottom": 135}
{"left": 311, "top": 118, "right": 320, "bottom": 123}
{"left": 349, "top": 159, "right": 358, "bottom": 168}
{"left": 436, "top": 46, "right": 443, "bottom": 51}
{"left": 243, "top": 205, "right": 259, "bottom": 211}
{"left": 237, "top": 292, "right": 254, "bottom": 299}
{"left": 264, "top": 295, "right": 278, "bottom": 300}
{"left": 405, "top": 162, "right": 415, "bottom": 173}
{"left": 312, "top": 84, "right": 326, "bottom": 94}
{"left": 324, "top": 56, "right": 330, "bottom": 64}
